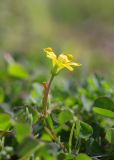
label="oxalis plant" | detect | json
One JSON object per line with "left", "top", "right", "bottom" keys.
{"left": 35, "top": 47, "right": 82, "bottom": 156}
{"left": 42, "top": 47, "right": 81, "bottom": 116}
{"left": 1, "top": 48, "right": 114, "bottom": 159}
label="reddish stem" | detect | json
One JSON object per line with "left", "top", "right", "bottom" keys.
{"left": 42, "top": 75, "right": 54, "bottom": 115}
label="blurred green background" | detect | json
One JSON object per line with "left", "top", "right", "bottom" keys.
{"left": 0, "top": 0, "right": 114, "bottom": 76}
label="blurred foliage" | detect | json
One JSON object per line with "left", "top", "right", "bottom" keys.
{"left": 0, "top": 0, "right": 114, "bottom": 159}
{"left": 0, "top": 56, "right": 114, "bottom": 159}
{"left": 50, "top": 0, "right": 114, "bottom": 25}
{"left": 0, "top": 0, "right": 114, "bottom": 74}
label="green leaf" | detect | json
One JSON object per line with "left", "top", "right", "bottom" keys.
{"left": 93, "top": 107, "right": 114, "bottom": 118}
{"left": 8, "top": 63, "right": 28, "bottom": 79}
{"left": 79, "top": 121, "right": 93, "bottom": 140}
{"left": 93, "top": 97, "right": 114, "bottom": 111}
{"left": 0, "top": 88, "right": 5, "bottom": 104}
{"left": 106, "top": 128, "right": 114, "bottom": 144}
{"left": 75, "top": 120, "right": 81, "bottom": 139}
{"left": 45, "top": 115, "right": 54, "bottom": 129}
{"left": 26, "top": 107, "right": 39, "bottom": 123}
{"left": 15, "top": 123, "right": 31, "bottom": 143}
{"left": 75, "top": 120, "right": 93, "bottom": 141}
{"left": 35, "top": 144, "right": 56, "bottom": 160}
{"left": 76, "top": 154, "right": 92, "bottom": 160}
{"left": 57, "top": 153, "right": 75, "bottom": 160}
{"left": 30, "top": 83, "right": 43, "bottom": 105}
{"left": 18, "top": 137, "right": 38, "bottom": 160}
{"left": 41, "top": 133, "right": 52, "bottom": 141}
{"left": 74, "top": 120, "right": 81, "bottom": 153}
{"left": 65, "top": 97, "right": 76, "bottom": 107}
{"left": 58, "top": 109, "right": 73, "bottom": 124}
{"left": 0, "top": 113, "right": 11, "bottom": 131}
{"left": 68, "top": 122, "right": 75, "bottom": 153}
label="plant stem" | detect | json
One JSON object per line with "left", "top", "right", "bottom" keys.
{"left": 44, "top": 126, "right": 67, "bottom": 152}
{"left": 47, "top": 74, "right": 54, "bottom": 94}
{"left": 68, "top": 121, "right": 75, "bottom": 153}
{"left": 42, "top": 74, "right": 54, "bottom": 115}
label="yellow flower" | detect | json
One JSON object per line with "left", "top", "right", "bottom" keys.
{"left": 44, "top": 47, "right": 81, "bottom": 74}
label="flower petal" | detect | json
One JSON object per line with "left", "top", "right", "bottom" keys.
{"left": 63, "top": 53, "right": 73, "bottom": 61}
{"left": 59, "top": 63, "right": 74, "bottom": 71}
{"left": 44, "top": 48, "right": 57, "bottom": 60}
{"left": 58, "top": 54, "right": 70, "bottom": 63}
{"left": 71, "top": 62, "right": 82, "bottom": 66}
{"left": 64, "top": 64, "right": 74, "bottom": 71}
{"left": 46, "top": 53, "right": 56, "bottom": 60}
{"left": 44, "top": 47, "right": 53, "bottom": 52}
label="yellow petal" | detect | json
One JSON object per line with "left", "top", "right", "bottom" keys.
{"left": 44, "top": 48, "right": 57, "bottom": 60}
{"left": 58, "top": 62, "right": 74, "bottom": 71}
{"left": 52, "top": 59, "right": 58, "bottom": 66}
{"left": 58, "top": 54, "right": 70, "bottom": 64}
{"left": 71, "top": 62, "right": 82, "bottom": 66}
{"left": 46, "top": 53, "right": 56, "bottom": 59}
{"left": 44, "top": 47, "right": 53, "bottom": 52}
{"left": 64, "top": 64, "right": 74, "bottom": 71}
{"left": 63, "top": 53, "right": 73, "bottom": 61}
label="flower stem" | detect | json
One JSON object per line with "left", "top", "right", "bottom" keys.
{"left": 68, "top": 121, "right": 75, "bottom": 153}
{"left": 42, "top": 74, "right": 54, "bottom": 115}
{"left": 44, "top": 126, "right": 67, "bottom": 152}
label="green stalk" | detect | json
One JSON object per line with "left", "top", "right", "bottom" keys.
{"left": 42, "top": 74, "right": 54, "bottom": 115}
{"left": 68, "top": 121, "right": 75, "bottom": 153}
